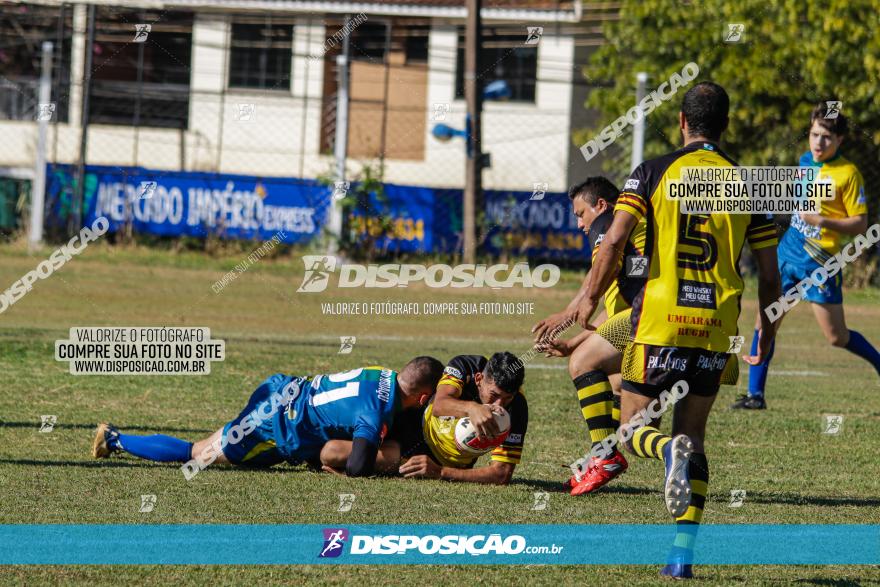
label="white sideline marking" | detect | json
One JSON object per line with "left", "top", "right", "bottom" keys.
{"left": 773, "top": 370, "right": 828, "bottom": 377}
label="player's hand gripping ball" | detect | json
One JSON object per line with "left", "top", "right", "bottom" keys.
{"left": 454, "top": 407, "right": 511, "bottom": 455}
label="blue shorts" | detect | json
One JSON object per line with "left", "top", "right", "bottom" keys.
{"left": 779, "top": 255, "right": 843, "bottom": 305}
{"left": 221, "top": 374, "right": 300, "bottom": 467}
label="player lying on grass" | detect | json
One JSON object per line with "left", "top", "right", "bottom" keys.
{"left": 320, "top": 352, "right": 527, "bottom": 485}
{"left": 92, "top": 356, "right": 443, "bottom": 478}
{"left": 575, "top": 82, "right": 781, "bottom": 579}
{"left": 532, "top": 177, "right": 740, "bottom": 496}
{"left": 734, "top": 102, "right": 880, "bottom": 410}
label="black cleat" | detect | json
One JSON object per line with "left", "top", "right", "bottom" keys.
{"left": 730, "top": 395, "right": 766, "bottom": 410}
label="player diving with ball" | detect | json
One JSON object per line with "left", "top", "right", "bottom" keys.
{"left": 321, "top": 351, "right": 527, "bottom": 485}
{"left": 91, "top": 356, "right": 443, "bottom": 478}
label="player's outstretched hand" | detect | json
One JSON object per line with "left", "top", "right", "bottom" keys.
{"left": 467, "top": 403, "right": 501, "bottom": 439}
{"left": 742, "top": 328, "right": 770, "bottom": 365}
{"left": 575, "top": 298, "right": 599, "bottom": 331}
{"left": 399, "top": 455, "right": 441, "bottom": 479}
{"left": 532, "top": 311, "right": 574, "bottom": 342}
{"left": 321, "top": 464, "right": 345, "bottom": 476}
{"left": 536, "top": 336, "right": 576, "bottom": 358}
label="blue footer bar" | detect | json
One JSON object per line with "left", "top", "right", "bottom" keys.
{"left": 0, "top": 524, "right": 877, "bottom": 565}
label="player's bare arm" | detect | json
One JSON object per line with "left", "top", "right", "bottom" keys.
{"left": 399, "top": 455, "right": 515, "bottom": 485}
{"left": 531, "top": 272, "right": 589, "bottom": 341}
{"left": 577, "top": 210, "right": 640, "bottom": 329}
{"left": 744, "top": 245, "right": 783, "bottom": 365}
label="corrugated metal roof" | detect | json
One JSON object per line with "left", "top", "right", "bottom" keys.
{"left": 158, "top": 0, "right": 582, "bottom": 21}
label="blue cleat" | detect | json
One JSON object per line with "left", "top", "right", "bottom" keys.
{"left": 663, "top": 434, "right": 694, "bottom": 518}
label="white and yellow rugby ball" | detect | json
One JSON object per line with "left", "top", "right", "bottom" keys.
{"left": 454, "top": 407, "right": 511, "bottom": 455}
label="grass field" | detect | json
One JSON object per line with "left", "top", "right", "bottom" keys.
{"left": 1, "top": 241, "right": 879, "bottom": 585}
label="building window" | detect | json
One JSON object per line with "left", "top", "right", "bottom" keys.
{"left": 89, "top": 9, "right": 193, "bottom": 129}
{"left": 455, "top": 29, "right": 537, "bottom": 103}
{"left": 0, "top": 3, "right": 73, "bottom": 122}
{"left": 229, "top": 20, "right": 293, "bottom": 90}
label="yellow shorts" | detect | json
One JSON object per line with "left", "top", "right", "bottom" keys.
{"left": 600, "top": 308, "right": 738, "bottom": 387}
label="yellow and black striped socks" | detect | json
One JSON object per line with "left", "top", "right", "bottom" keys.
{"left": 632, "top": 426, "right": 670, "bottom": 461}
{"left": 573, "top": 371, "right": 616, "bottom": 454}
{"left": 671, "top": 453, "right": 709, "bottom": 564}
{"left": 676, "top": 452, "right": 709, "bottom": 525}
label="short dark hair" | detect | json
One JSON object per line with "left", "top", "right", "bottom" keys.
{"left": 402, "top": 356, "right": 444, "bottom": 394}
{"left": 483, "top": 351, "right": 525, "bottom": 395}
{"left": 810, "top": 100, "right": 848, "bottom": 136}
{"left": 568, "top": 176, "right": 619, "bottom": 205}
{"left": 681, "top": 81, "right": 729, "bottom": 141}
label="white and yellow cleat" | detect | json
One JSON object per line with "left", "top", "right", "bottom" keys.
{"left": 663, "top": 434, "right": 694, "bottom": 518}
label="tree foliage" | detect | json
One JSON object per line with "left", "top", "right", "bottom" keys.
{"left": 580, "top": 0, "right": 880, "bottom": 220}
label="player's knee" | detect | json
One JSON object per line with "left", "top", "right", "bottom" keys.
{"left": 568, "top": 351, "right": 596, "bottom": 379}
{"left": 320, "top": 440, "right": 350, "bottom": 467}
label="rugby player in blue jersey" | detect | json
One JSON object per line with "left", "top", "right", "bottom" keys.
{"left": 91, "top": 356, "right": 443, "bottom": 477}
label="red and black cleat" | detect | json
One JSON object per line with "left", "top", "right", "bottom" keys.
{"left": 569, "top": 451, "right": 628, "bottom": 496}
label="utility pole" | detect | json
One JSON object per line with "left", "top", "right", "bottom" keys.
{"left": 463, "top": 0, "right": 482, "bottom": 264}
{"left": 29, "top": 41, "right": 53, "bottom": 250}
{"left": 73, "top": 3, "right": 96, "bottom": 236}
{"left": 631, "top": 72, "right": 648, "bottom": 171}
{"left": 329, "top": 15, "right": 351, "bottom": 254}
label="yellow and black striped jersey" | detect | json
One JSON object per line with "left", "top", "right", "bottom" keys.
{"left": 586, "top": 210, "right": 648, "bottom": 317}
{"left": 614, "top": 141, "right": 778, "bottom": 352}
{"left": 424, "top": 355, "right": 528, "bottom": 468}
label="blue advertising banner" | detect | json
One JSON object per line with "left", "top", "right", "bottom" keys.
{"left": 44, "top": 165, "right": 586, "bottom": 260}
{"left": 1, "top": 524, "right": 877, "bottom": 565}
{"left": 45, "top": 164, "right": 331, "bottom": 244}
{"left": 340, "top": 186, "right": 585, "bottom": 259}
{"left": 346, "top": 184, "right": 463, "bottom": 254}
{"left": 483, "top": 190, "right": 588, "bottom": 259}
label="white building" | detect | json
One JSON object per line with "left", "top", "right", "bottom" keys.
{"left": 0, "top": 0, "right": 611, "bottom": 195}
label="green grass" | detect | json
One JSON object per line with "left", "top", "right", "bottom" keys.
{"left": 1, "top": 242, "right": 879, "bottom": 584}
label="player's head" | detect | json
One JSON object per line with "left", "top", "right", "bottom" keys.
{"left": 808, "top": 101, "right": 847, "bottom": 162}
{"left": 398, "top": 356, "right": 444, "bottom": 408}
{"left": 475, "top": 351, "right": 524, "bottom": 408}
{"left": 568, "top": 176, "right": 619, "bottom": 235}
{"left": 679, "top": 81, "right": 729, "bottom": 142}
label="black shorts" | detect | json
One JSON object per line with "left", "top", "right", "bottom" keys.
{"left": 621, "top": 342, "right": 730, "bottom": 398}
{"left": 387, "top": 407, "right": 438, "bottom": 463}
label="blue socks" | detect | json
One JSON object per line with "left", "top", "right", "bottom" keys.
{"left": 749, "top": 328, "right": 880, "bottom": 399}
{"left": 844, "top": 330, "right": 880, "bottom": 376}
{"left": 112, "top": 433, "right": 194, "bottom": 462}
{"left": 747, "top": 328, "right": 775, "bottom": 398}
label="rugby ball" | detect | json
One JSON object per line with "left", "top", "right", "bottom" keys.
{"left": 454, "top": 408, "right": 511, "bottom": 455}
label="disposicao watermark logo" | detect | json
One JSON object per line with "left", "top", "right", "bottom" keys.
{"left": 580, "top": 62, "right": 699, "bottom": 162}
{"left": 765, "top": 223, "right": 880, "bottom": 322}
{"left": 319, "top": 528, "right": 349, "bottom": 558}
{"left": 297, "top": 256, "right": 559, "bottom": 292}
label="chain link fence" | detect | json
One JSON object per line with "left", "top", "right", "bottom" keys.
{"left": 0, "top": 3, "right": 601, "bottom": 263}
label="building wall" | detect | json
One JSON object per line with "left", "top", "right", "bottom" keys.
{"left": 0, "top": 10, "right": 576, "bottom": 192}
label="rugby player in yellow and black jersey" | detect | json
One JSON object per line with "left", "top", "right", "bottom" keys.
{"left": 532, "top": 177, "right": 648, "bottom": 496}
{"left": 396, "top": 352, "right": 528, "bottom": 485}
{"left": 576, "top": 82, "right": 782, "bottom": 579}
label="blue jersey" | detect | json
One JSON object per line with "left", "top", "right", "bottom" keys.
{"left": 273, "top": 367, "right": 400, "bottom": 463}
